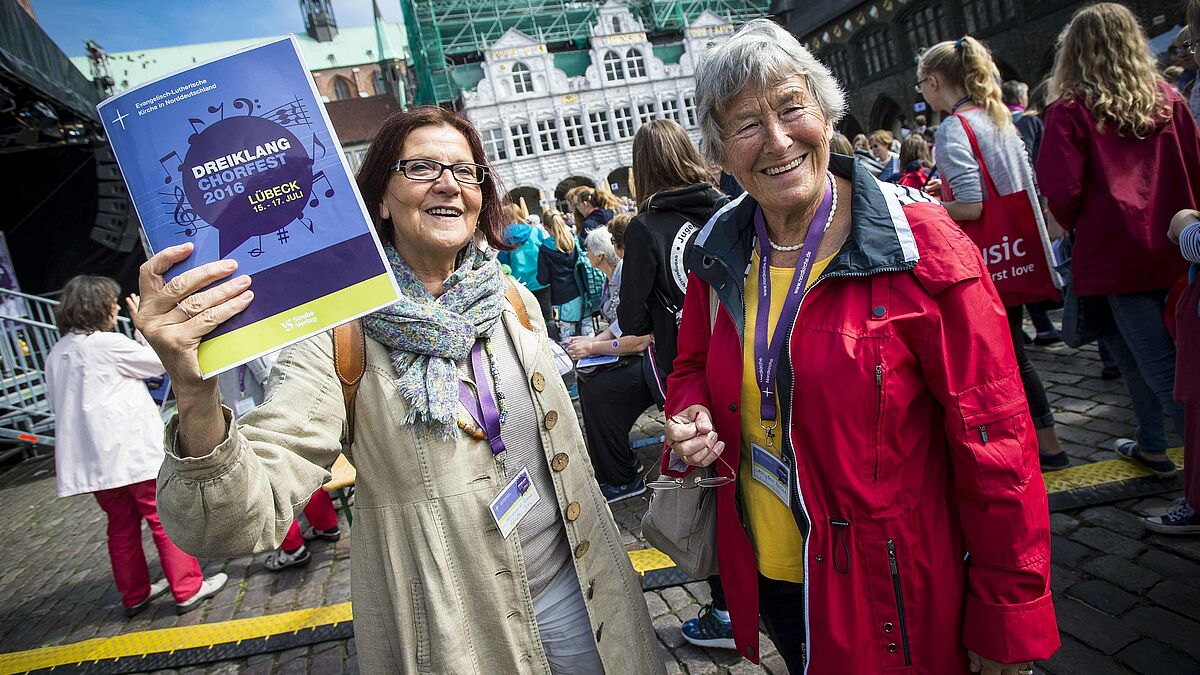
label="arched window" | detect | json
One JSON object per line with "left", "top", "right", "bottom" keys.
{"left": 332, "top": 76, "right": 354, "bottom": 101}
{"left": 625, "top": 49, "right": 646, "bottom": 78}
{"left": 612, "top": 16, "right": 622, "bottom": 33}
{"left": 822, "top": 48, "right": 853, "bottom": 87}
{"left": 963, "top": 0, "right": 1016, "bottom": 34}
{"left": 856, "top": 29, "right": 896, "bottom": 78}
{"left": 901, "top": 4, "right": 949, "bottom": 53}
{"left": 604, "top": 51, "right": 625, "bottom": 82}
{"left": 512, "top": 62, "right": 534, "bottom": 94}
{"left": 373, "top": 70, "right": 389, "bottom": 96}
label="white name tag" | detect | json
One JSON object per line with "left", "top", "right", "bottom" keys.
{"left": 233, "top": 397, "right": 256, "bottom": 417}
{"left": 751, "top": 443, "right": 790, "bottom": 505}
{"left": 489, "top": 468, "right": 540, "bottom": 539}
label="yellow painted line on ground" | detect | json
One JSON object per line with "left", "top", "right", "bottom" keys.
{"left": 1042, "top": 447, "right": 1184, "bottom": 494}
{"left": 0, "top": 449, "right": 1184, "bottom": 673}
{"left": 0, "top": 603, "right": 352, "bottom": 675}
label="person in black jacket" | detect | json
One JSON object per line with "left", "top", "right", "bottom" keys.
{"left": 611, "top": 119, "right": 735, "bottom": 649}
{"left": 537, "top": 208, "right": 593, "bottom": 342}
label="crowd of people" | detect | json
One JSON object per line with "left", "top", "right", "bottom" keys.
{"left": 39, "top": 2, "right": 1200, "bottom": 673}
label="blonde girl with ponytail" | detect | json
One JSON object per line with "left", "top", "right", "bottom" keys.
{"left": 916, "top": 35, "right": 1070, "bottom": 471}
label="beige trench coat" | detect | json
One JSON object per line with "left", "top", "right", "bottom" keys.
{"left": 157, "top": 285, "right": 664, "bottom": 674}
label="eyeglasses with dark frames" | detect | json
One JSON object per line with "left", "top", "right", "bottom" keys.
{"left": 914, "top": 76, "right": 931, "bottom": 93}
{"left": 1185, "top": 40, "right": 1197, "bottom": 56}
{"left": 391, "top": 158, "right": 488, "bottom": 185}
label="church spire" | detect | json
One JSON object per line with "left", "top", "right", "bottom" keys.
{"left": 300, "top": 0, "right": 338, "bottom": 42}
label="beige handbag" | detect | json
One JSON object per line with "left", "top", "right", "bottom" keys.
{"left": 640, "top": 287, "right": 722, "bottom": 579}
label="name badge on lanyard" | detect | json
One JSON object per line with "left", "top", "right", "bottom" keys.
{"left": 489, "top": 468, "right": 540, "bottom": 538}
{"left": 751, "top": 443, "right": 791, "bottom": 505}
{"left": 752, "top": 173, "right": 833, "bottom": 447}
{"left": 458, "top": 339, "right": 507, "bottom": 455}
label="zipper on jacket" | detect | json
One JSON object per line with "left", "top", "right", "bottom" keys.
{"left": 874, "top": 363, "right": 884, "bottom": 482}
{"left": 887, "top": 540, "right": 913, "bottom": 666}
{"left": 830, "top": 519, "right": 851, "bottom": 574}
{"left": 979, "top": 425, "right": 989, "bottom": 444}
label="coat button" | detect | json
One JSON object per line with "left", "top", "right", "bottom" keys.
{"left": 883, "top": 622, "right": 894, "bottom": 633}
{"left": 565, "top": 501, "right": 581, "bottom": 522}
{"left": 574, "top": 540, "right": 590, "bottom": 558}
{"left": 531, "top": 372, "right": 546, "bottom": 392}
{"left": 544, "top": 410, "right": 559, "bottom": 429}
{"left": 586, "top": 578, "right": 596, "bottom": 600}
{"left": 873, "top": 305, "right": 887, "bottom": 318}
{"left": 729, "top": 402, "right": 737, "bottom": 412}
{"left": 594, "top": 621, "right": 604, "bottom": 642}
{"left": 887, "top": 643, "right": 898, "bottom": 653}
{"left": 551, "top": 453, "right": 569, "bottom": 472}
{"left": 814, "top": 555, "right": 823, "bottom": 563}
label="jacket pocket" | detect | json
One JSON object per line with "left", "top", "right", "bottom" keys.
{"left": 863, "top": 537, "right": 914, "bottom": 670}
{"left": 411, "top": 579, "right": 432, "bottom": 673}
{"left": 955, "top": 374, "right": 1032, "bottom": 489}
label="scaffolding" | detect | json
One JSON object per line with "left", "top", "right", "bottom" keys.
{"left": 400, "top": 0, "right": 769, "bottom": 105}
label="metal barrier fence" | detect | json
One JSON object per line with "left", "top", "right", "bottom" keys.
{"left": 0, "top": 288, "right": 133, "bottom": 462}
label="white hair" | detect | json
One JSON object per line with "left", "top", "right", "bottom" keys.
{"left": 585, "top": 227, "right": 620, "bottom": 266}
{"left": 695, "top": 19, "right": 847, "bottom": 164}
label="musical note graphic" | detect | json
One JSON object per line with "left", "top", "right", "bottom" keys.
{"left": 308, "top": 171, "right": 335, "bottom": 208}
{"left": 300, "top": 217, "right": 315, "bottom": 233}
{"left": 250, "top": 235, "right": 264, "bottom": 257}
{"left": 207, "top": 103, "right": 225, "bottom": 120}
{"left": 277, "top": 227, "right": 290, "bottom": 244}
{"left": 234, "top": 98, "right": 260, "bottom": 116}
{"left": 170, "top": 186, "right": 198, "bottom": 232}
{"left": 263, "top": 95, "right": 311, "bottom": 128}
{"left": 310, "top": 134, "right": 326, "bottom": 161}
{"left": 188, "top": 118, "right": 206, "bottom": 136}
{"left": 158, "top": 151, "right": 182, "bottom": 184}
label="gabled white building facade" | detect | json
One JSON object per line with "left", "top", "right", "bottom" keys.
{"left": 460, "top": 0, "right": 733, "bottom": 207}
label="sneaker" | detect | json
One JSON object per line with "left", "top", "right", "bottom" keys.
{"left": 263, "top": 545, "right": 312, "bottom": 571}
{"left": 124, "top": 578, "right": 170, "bottom": 617}
{"left": 1100, "top": 365, "right": 1122, "bottom": 380}
{"left": 682, "top": 605, "right": 736, "bottom": 650}
{"left": 1113, "top": 439, "right": 1178, "bottom": 479}
{"left": 176, "top": 572, "right": 228, "bottom": 615}
{"left": 1039, "top": 451, "right": 1071, "bottom": 472}
{"left": 301, "top": 524, "right": 341, "bottom": 542}
{"left": 601, "top": 479, "right": 647, "bottom": 503}
{"left": 1033, "top": 332, "right": 1062, "bottom": 346}
{"left": 1145, "top": 500, "right": 1200, "bottom": 535}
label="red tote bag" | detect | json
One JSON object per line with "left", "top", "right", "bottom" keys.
{"left": 943, "top": 113, "right": 1061, "bottom": 307}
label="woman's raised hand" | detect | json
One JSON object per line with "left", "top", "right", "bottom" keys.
{"left": 135, "top": 243, "right": 253, "bottom": 392}
{"left": 665, "top": 404, "right": 726, "bottom": 467}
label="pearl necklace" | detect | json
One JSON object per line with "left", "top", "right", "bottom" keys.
{"left": 767, "top": 173, "right": 838, "bottom": 252}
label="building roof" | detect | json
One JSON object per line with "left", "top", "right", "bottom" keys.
{"left": 325, "top": 93, "right": 400, "bottom": 145}
{"left": 70, "top": 23, "right": 409, "bottom": 93}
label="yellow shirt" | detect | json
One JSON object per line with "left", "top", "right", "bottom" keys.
{"left": 740, "top": 250, "right": 834, "bottom": 583}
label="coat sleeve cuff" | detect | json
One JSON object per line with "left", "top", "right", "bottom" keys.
{"left": 962, "top": 590, "right": 1060, "bottom": 663}
{"left": 162, "top": 406, "right": 240, "bottom": 481}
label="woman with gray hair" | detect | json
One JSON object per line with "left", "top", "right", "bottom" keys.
{"left": 568, "top": 221, "right": 654, "bottom": 502}
{"left": 659, "top": 19, "right": 1057, "bottom": 674}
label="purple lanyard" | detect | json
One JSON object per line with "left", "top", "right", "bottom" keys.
{"left": 458, "top": 340, "right": 506, "bottom": 455}
{"left": 753, "top": 174, "right": 833, "bottom": 431}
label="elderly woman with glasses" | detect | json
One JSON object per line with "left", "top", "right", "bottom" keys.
{"left": 137, "top": 107, "right": 663, "bottom": 674}
{"left": 661, "top": 20, "right": 1057, "bottom": 674}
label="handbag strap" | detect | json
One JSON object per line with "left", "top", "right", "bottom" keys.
{"left": 951, "top": 112, "right": 1002, "bottom": 201}
{"left": 332, "top": 277, "right": 532, "bottom": 447}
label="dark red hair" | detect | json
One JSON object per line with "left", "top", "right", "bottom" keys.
{"left": 356, "top": 106, "right": 512, "bottom": 251}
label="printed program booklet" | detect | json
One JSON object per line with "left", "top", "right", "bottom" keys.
{"left": 98, "top": 36, "right": 399, "bottom": 377}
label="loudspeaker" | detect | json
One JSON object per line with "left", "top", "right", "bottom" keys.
{"left": 91, "top": 144, "right": 139, "bottom": 253}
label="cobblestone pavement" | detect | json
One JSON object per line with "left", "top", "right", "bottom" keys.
{"left": 0, "top": 324, "right": 1196, "bottom": 674}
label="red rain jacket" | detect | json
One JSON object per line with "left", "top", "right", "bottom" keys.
{"left": 663, "top": 157, "right": 1059, "bottom": 673}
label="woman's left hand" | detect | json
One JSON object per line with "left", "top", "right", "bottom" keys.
{"left": 967, "top": 650, "right": 1032, "bottom": 675}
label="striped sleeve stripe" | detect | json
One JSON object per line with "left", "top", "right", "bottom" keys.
{"left": 1182, "top": 221, "right": 1200, "bottom": 264}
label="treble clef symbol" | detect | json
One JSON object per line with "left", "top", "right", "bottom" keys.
{"left": 172, "top": 186, "right": 198, "bottom": 234}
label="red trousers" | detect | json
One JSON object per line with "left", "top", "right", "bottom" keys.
{"left": 280, "top": 488, "right": 338, "bottom": 553}
{"left": 92, "top": 479, "right": 203, "bottom": 607}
